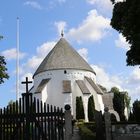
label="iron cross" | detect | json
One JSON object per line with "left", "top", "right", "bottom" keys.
{"left": 21, "top": 77, "right": 32, "bottom": 94}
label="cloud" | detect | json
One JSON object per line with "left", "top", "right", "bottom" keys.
{"left": 1, "top": 48, "right": 26, "bottom": 61}
{"left": 57, "top": 0, "right": 66, "bottom": 3}
{"left": 24, "top": 1, "right": 43, "bottom": 10}
{"left": 116, "top": 0, "right": 125, "bottom": 2}
{"left": 17, "top": 41, "right": 56, "bottom": 94}
{"left": 49, "top": 0, "right": 66, "bottom": 9}
{"left": 115, "top": 34, "right": 129, "bottom": 50}
{"left": 91, "top": 64, "right": 140, "bottom": 104}
{"left": 66, "top": 10, "right": 111, "bottom": 42}
{"left": 54, "top": 21, "right": 67, "bottom": 36}
{"left": 21, "top": 41, "right": 56, "bottom": 75}
{"left": 18, "top": 72, "right": 33, "bottom": 94}
{"left": 78, "top": 48, "right": 88, "bottom": 62}
{"left": 127, "top": 67, "right": 140, "bottom": 85}
{"left": 87, "top": 0, "right": 113, "bottom": 13}
{"left": 91, "top": 65, "right": 123, "bottom": 90}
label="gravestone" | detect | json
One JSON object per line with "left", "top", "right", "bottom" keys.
{"left": 64, "top": 104, "right": 72, "bottom": 140}
{"left": 104, "top": 107, "right": 111, "bottom": 140}
{"left": 95, "top": 110, "right": 104, "bottom": 140}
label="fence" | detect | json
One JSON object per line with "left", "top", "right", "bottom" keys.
{"left": 104, "top": 108, "right": 140, "bottom": 140}
{"left": 111, "top": 123, "right": 140, "bottom": 140}
{"left": 0, "top": 78, "right": 65, "bottom": 140}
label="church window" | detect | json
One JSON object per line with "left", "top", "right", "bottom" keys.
{"left": 63, "top": 80, "right": 71, "bottom": 93}
{"left": 64, "top": 70, "right": 67, "bottom": 74}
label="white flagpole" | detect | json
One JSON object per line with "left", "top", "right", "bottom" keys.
{"left": 16, "top": 17, "right": 19, "bottom": 100}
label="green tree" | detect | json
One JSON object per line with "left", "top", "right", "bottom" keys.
{"left": 128, "top": 111, "right": 135, "bottom": 122}
{"left": 132, "top": 100, "right": 140, "bottom": 122}
{"left": 88, "top": 95, "right": 95, "bottom": 121}
{"left": 0, "top": 37, "right": 9, "bottom": 84}
{"left": 110, "top": 0, "right": 140, "bottom": 66}
{"left": 76, "top": 96, "right": 85, "bottom": 120}
{"left": 0, "top": 56, "right": 9, "bottom": 84}
{"left": 123, "top": 91, "right": 131, "bottom": 109}
{"left": 111, "top": 87, "right": 126, "bottom": 121}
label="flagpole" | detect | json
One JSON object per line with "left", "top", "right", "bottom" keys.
{"left": 16, "top": 17, "right": 19, "bottom": 100}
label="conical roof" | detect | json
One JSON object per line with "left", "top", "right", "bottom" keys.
{"left": 33, "top": 38, "right": 95, "bottom": 77}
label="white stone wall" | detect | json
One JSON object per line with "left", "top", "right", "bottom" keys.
{"left": 31, "top": 69, "right": 104, "bottom": 121}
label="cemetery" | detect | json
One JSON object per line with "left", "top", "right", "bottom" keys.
{"left": 0, "top": 37, "right": 140, "bottom": 140}
{"left": 1, "top": 1, "right": 140, "bottom": 140}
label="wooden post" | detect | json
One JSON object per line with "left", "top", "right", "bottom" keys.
{"left": 95, "top": 110, "right": 104, "bottom": 140}
{"left": 64, "top": 104, "right": 72, "bottom": 140}
{"left": 21, "top": 77, "right": 32, "bottom": 140}
{"left": 104, "top": 107, "right": 111, "bottom": 140}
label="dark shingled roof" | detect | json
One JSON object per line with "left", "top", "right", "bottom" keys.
{"left": 33, "top": 38, "right": 95, "bottom": 77}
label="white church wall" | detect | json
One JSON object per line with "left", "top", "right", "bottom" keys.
{"left": 97, "top": 94, "right": 104, "bottom": 113}
{"left": 33, "top": 69, "right": 97, "bottom": 120}
{"left": 72, "top": 79, "right": 88, "bottom": 120}
{"left": 85, "top": 79, "right": 100, "bottom": 111}
{"left": 41, "top": 86, "right": 48, "bottom": 104}
{"left": 83, "top": 95, "right": 90, "bottom": 122}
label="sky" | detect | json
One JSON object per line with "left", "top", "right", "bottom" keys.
{"left": 0, "top": 0, "right": 140, "bottom": 108}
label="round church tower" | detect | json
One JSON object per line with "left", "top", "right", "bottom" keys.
{"left": 31, "top": 37, "right": 104, "bottom": 122}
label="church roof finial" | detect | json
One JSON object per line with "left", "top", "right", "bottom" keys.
{"left": 61, "top": 30, "right": 64, "bottom": 38}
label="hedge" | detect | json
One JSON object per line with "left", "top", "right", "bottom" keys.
{"left": 79, "top": 124, "right": 96, "bottom": 140}
{"left": 84, "top": 122, "right": 96, "bottom": 132}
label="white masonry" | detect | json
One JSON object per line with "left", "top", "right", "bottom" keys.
{"left": 30, "top": 37, "right": 104, "bottom": 122}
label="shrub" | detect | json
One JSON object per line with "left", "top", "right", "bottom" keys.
{"left": 76, "top": 96, "right": 85, "bottom": 120}
{"left": 133, "top": 100, "right": 140, "bottom": 123}
{"left": 83, "top": 122, "right": 96, "bottom": 133}
{"left": 88, "top": 95, "right": 95, "bottom": 121}
{"left": 79, "top": 124, "right": 96, "bottom": 140}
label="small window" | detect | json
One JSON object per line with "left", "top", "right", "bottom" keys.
{"left": 64, "top": 70, "right": 67, "bottom": 74}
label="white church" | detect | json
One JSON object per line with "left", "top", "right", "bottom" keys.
{"left": 30, "top": 36, "right": 111, "bottom": 122}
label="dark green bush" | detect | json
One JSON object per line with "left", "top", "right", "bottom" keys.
{"left": 88, "top": 95, "right": 95, "bottom": 121}
{"left": 84, "top": 122, "right": 96, "bottom": 133}
{"left": 79, "top": 124, "right": 96, "bottom": 140}
{"left": 76, "top": 96, "right": 85, "bottom": 120}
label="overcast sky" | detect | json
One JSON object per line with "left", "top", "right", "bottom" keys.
{"left": 0, "top": 0, "right": 140, "bottom": 107}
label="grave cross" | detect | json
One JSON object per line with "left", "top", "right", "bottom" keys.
{"left": 21, "top": 77, "right": 32, "bottom": 94}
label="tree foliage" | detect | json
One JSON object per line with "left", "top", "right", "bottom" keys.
{"left": 88, "top": 95, "right": 95, "bottom": 121}
{"left": 0, "top": 56, "right": 9, "bottom": 84}
{"left": 76, "top": 96, "right": 85, "bottom": 120}
{"left": 132, "top": 99, "right": 140, "bottom": 122}
{"left": 111, "top": 87, "right": 131, "bottom": 121}
{"left": 110, "top": 0, "right": 140, "bottom": 66}
{"left": 0, "top": 37, "right": 9, "bottom": 84}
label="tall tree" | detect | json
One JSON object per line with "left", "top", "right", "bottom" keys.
{"left": 111, "top": 87, "right": 126, "bottom": 121}
{"left": 0, "top": 37, "right": 9, "bottom": 84}
{"left": 132, "top": 100, "right": 140, "bottom": 122}
{"left": 110, "top": 0, "right": 140, "bottom": 66}
{"left": 88, "top": 95, "right": 95, "bottom": 121}
{"left": 76, "top": 96, "right": 85, "bottom": 120}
